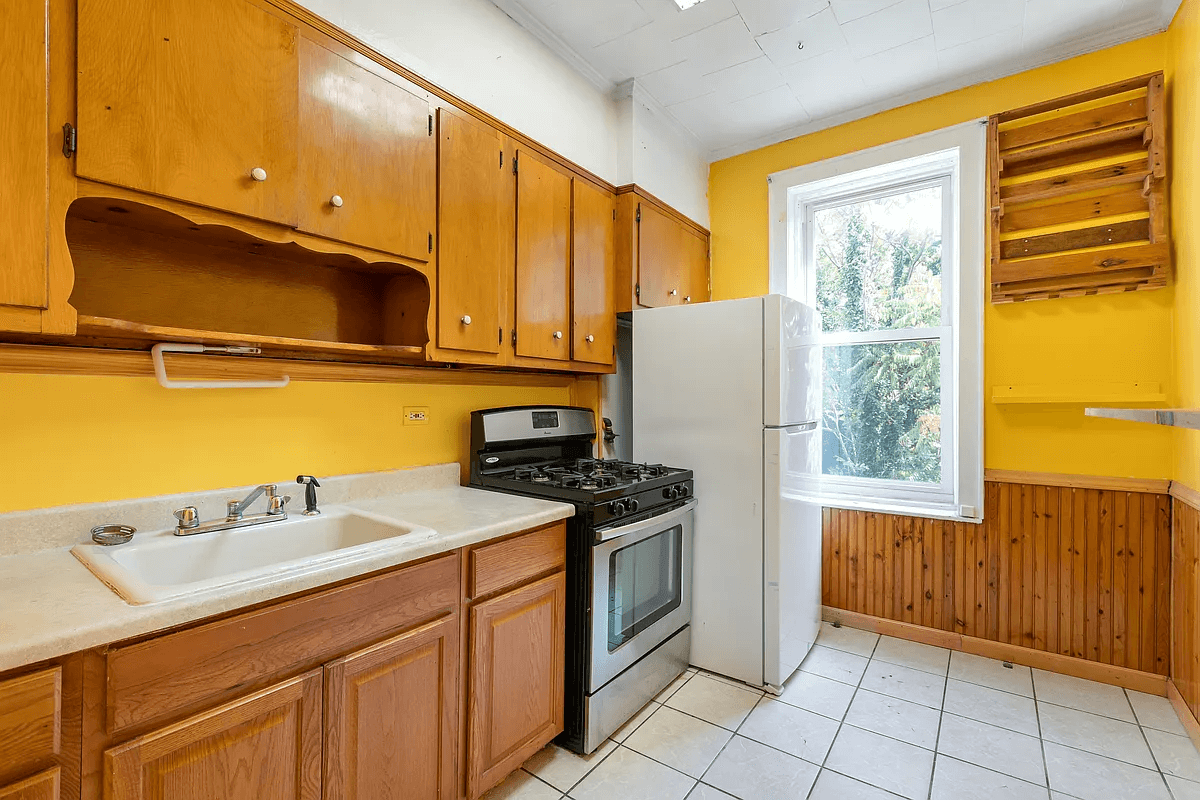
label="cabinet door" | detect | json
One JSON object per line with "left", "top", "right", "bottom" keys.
{"left": 515, "top": 151, "right": 571, "bottom": 362}
{"left": 636, "top": 201, "right": 685, "bottom": 308}
{"left": 0, "top": 0, "right": 48, "bottom": 314}
{"left": 679, "top": 227, "right": 710, "bottom": 305}
{"left": 467, "top": 572, "right": 566, "bottom": 799}
{"left": 571, "top": 180, "right": 615, "bottom": 366}
{"left": 77, "top": 0, "right": 299, "bottom": 225}
{"left": 0, "top": 770, "right": 57, "bottom": 800}
{"left": 106, "top": 671, "right": 322, "bottom": 800}
{"left": 437, "top": 109, "right": 508, "bottom": 355}
{"left": 324, "top": 615, "right": 458, "bottom": 800}
{"left": 298, "top": 39, "right": 435, "bottom": 260}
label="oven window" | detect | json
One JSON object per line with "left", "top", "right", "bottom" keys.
{"left": 607, "top": 524, "right": 682, "bottom": 651}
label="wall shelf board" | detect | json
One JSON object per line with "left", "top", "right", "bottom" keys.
{"left": 1085, "top": 408, "right": 1200, "bottom": 430}
{"left": 991, "top": 382, "right": 1165, "bottom": 404}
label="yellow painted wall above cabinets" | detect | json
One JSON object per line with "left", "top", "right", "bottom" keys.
{"left": 708, "top": 35, "right": 1175, "bottom": 480}
{"left": 1170, "top": 0, "right": 1200, "bottom": 489}
{"left": 0, "top": 373, "right": 582, "bottom": 514}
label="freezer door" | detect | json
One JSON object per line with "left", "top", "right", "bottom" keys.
{"left": 764, "top": 295, "right": 822, "bottom": 427}
{"left": 763, "top": 423, "right": 823, "bottom": 688}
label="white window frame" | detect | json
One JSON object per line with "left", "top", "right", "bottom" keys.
{"left": 768, "top": 121, "right": 985, "bottom": 523}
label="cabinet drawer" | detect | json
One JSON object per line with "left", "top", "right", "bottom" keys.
{"left": 106, "top": 554, "right": 458, "bottom": 736}
{"left": 468, "top": 523, "right": 566, "bottom": 599}
{"left": 0, "top": 668, "right": 60, "bottom": 782}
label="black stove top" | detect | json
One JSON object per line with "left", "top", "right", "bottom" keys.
{"left": 506, "top": 459, "right": 680, "bottom": 492}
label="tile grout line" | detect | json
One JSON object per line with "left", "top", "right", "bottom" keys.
{"left": 1032, "top": 666, "right": 1051, "bottom": 791}
{"left": 801, "top": 630, "right": 885, "bottom": 800}
{"left": 925, "top": 651, "right": 952, "bottom": 800}
{"left": 1124, "top": 686, "right": 1178, "bottom": 798}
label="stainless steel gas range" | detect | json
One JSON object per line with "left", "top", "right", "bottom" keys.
{"left": 469, "top": 405, "right": 695, "bottom": 754}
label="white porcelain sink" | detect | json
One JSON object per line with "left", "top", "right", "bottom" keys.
{"left": 71, "top": 507, "right": 437, "bottom": 605}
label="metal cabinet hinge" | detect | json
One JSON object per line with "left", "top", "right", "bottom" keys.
{"left": 511, "top": 329, "right": 517, "bottom": 347}
{"left": 512, "top": 154, "right": 519, "bottom": 176}
{"left": 498, "top": 327, "right": 503, "bottom": 345}
{"left": 612, "top": 209, "right": 616, "bottom": 220}
{"left": 428, "top": 114, "right": 433, "bottom": 136}
{"left": 62, "top": 123, "right": 76, "bottom": 158}
{"left": 500, "top": 150, "right": 504, "bottom": 169}
{"left": 428, "top": 232, "right": 433, "bottom": 253}
{"left": 635, "top": 204, "right": 641, "bottom": 224}
{"left": 635, "top": 283, "right": 641, "bottom": 298}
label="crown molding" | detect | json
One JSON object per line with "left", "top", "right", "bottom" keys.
{"left": 489, "top": 0, "right": 615, "bottom": 94}
{"left": 708, "top": 14, "right": 1170, "bottom": 162}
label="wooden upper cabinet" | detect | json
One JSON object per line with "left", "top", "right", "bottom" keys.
{"left": 635, "top": 201, "right": 685, "bottom": 308}
{"left": 0, "top": 0, "right": 49, "bottom": 313}
{"left": 298, "top": 39, "right": 435, "bottom": 261}
{"left": 571, "top": 180, "right": 615, "bottom": 366}
{"left": 679, "top": 225, "right": 711, "bottom": 306}
{"left": 467, "top": 572, "right": 566, "bottom": 799}
{"left": 324, "top": 616, "right": 459, "bottom": 800}
{"left": 616, "top": 190, "right": 709, "bottom": 312}
{"left": 515, "top": 150, "right": 571, "bottom": 362}
{"left": 437, "top": 109, "right": 508, "bottom": 355}
{"left": 106, "top": 671, "right": 322, "bottom": 800}
{"left": 76, "top": 0, "right": 300, "bottom": 226}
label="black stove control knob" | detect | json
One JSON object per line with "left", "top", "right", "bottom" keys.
{"left": 676, "top": 484, "right": 689, "bottom": 497}
{"left": 609, "top": 500, "right": 627, "bottom": 516}
{"left": 627, "top": 498, "right": 640, "bottom": 513}
{"left": 662, "top": 486, "right": 678, "bottom": 500}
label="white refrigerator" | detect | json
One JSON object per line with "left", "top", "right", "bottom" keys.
{"left": 632, "top": 294, "right": 822, "bottom": 691}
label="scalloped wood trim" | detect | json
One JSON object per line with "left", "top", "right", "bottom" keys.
{"left": 984, "top": 469, "right": 1170, "bottom": 494}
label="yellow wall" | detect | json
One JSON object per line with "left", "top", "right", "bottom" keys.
{"left": 709, "top": 36, "right": 1175, "bottom": 479}
{"left": 0, "top": 373, "right": 582, "bottom": 514}
{"left": 1171, "top": 0, "right": 1200, "bottom": 488}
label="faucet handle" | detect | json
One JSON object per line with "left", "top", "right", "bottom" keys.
{"left": 174, "top": 506, "right": 200, "bottom": 530}
{"left": 269, "top": 493, "right": 291, "bottom": 515}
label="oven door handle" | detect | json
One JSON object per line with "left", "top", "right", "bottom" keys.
{"left": 596, "top": 498, "right": 697, "bottom": 543}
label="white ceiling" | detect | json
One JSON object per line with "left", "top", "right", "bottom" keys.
{"left": 489, "top": 0, "right": 1181, "bottom": 160}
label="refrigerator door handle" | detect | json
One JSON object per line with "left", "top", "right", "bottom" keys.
{"left": 768, "top": 421, "right": 819, "bottom": 433}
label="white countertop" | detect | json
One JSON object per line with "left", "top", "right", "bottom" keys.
{"left": 0, "top": 468, "right": 573, "bottom": 673}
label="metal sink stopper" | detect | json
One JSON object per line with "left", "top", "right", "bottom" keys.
{"left": 91, "top": 524, "right": 136, "bottom": 546}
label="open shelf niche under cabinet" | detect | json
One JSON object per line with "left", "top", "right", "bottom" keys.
{"left": 61, "top": 196, "right": 431, "bottom": 365}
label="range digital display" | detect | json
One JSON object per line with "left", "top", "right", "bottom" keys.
{"left": 532, "top": 411, "right": 559, "bottom": 429}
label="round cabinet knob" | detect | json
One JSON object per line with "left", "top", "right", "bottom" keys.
{"left": 330, "top": 194, "right": 344, "bottom": 208}
{"left": 553, "top": 330, "right": 563, "bottom": 340}
{"left": 685, "top": 296, "right": 692, "bottom": 303}
{"left": 250, "top": 167, "right": 267, "bottom": 182}
{"left": 460, "top": 315, "right": 472, "bottom": 325}
{"left": 585, "top": 334, "right": 595, "bottom": 343}
{"left": 669, "top": 288, "right": 678, "bottom": 296}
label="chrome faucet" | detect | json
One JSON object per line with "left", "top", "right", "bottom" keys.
{"left": 173, "top": 484, "right": 291, "bottom": 536}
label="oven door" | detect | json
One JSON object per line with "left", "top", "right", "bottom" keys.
{"left": 590, "top": 499, "right": 695, "bottom": 692}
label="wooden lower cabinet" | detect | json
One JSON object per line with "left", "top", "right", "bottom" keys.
{"left": 105, "top": 671, "right": 323, "bottom": 800}
{"left": 324, "top": 615, "right": 459, "bottom": 800}
{"left": 466, "top": 571, "right": 566, "bottom": 799}
{"left": 0, "top": 771, "right": 59, "bottom": 800}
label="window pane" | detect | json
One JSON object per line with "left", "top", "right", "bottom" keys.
{"left": 814, "top": 185, "right": 943, "bottom": 333}
{"left": 822, "top": 340, "right": 942, "bottom": 483}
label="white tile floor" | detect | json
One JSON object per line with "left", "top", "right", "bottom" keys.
{"left": 483, "top": 622, "right": 1200, "bottom": 800}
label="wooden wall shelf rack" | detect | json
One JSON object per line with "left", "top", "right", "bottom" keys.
{"left": 988, "top": 72, "right": 1171, "bottom": 303}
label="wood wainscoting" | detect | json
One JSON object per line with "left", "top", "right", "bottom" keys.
{"left": 822, "top": 476, "right": 1172, "bottom": 675}
{"left": 1172, "top": 486, "right": 1200, "bottom": 723}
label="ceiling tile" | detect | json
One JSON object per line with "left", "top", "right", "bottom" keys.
{"left": 637, "top": 59, "right": 714, "bottom": 105}
{"left": 932, "top": 0, "right": 1025, "bottom": 51}
{"left": 840, "top": 0, "right": 934, "bottom": 58}
{"left": 587, "top": 22, "right": 686, "bottom": 81}
{"left": 857, "top": 35, "right": 940, "bottom": 90}
{"left": 733, "top": 0, "right": 830, "bottom": 36}
{"left": 828, "top": 0, "right": 905, "bottom": 23}
{"left": 674, "top": 15, "right": 765, "bottom": 73}
{"left": 929, "top": 0, "right": 965, "bottom": 9}
{"left": 791, "top": 71, "right": 876, "bottom": 118}
{"left": 937, "top": 25, "right": 1025, "bottom": 74}
{"left": 703, "top": 55, "right": 786, "bottom": 102}
{"left": 635, "top": 0, "right": 743, "bottom": 40}
{"left": 755, "top": 7, "right": 848, "bottom": 68}
{"left": 521, "top": 0, "right": 653, "bottom": 51}
{"left": 671, "top": 84, "right": 810, "bottom": 149}
{"left": 1022, "top": 0, "right": 1135, "bottom": 50}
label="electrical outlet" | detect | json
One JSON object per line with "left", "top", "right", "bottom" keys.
{"left": 403, "top": 407, "right": 429, "bottom": 425}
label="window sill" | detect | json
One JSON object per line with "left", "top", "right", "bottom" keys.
{"left": 818, "top": 494, "right": 982, "bottom": 524}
